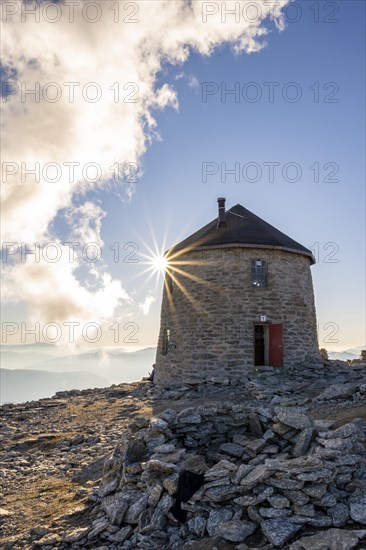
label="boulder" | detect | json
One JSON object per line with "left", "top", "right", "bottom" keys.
{"left": 217, "top": 520, "right": 257, "bottom": 542}
{"left": 261, "top": 519, "right": 302, "bottom": 546}
{"left": 350, "top": 499, "right": 366, "bottom": 524}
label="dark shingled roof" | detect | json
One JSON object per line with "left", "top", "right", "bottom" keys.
{"left": 168, "top": 204, "right": 314, "bottom": 264}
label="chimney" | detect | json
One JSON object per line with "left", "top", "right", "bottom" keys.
{"left": 217, "top": 197, "right": 227, "bottom": 228}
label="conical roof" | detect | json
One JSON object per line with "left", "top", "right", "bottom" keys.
{"left": 168, "top": 203, "right": 314, "bottom": 264}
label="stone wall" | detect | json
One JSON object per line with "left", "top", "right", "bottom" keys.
{"left": 88, "top": 401, "right": 366, "bottom": 549}
{"left": 155, "top": 246, "right": 321, "bottom": 386}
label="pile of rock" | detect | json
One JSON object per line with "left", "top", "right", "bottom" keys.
{"left": 145, "top": 362, "right": 366, "bottom": 412}
{"left": 61, "top": 401, "right": 366, "bottom": 549}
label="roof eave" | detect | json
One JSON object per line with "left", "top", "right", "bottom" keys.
{"left": 165, "top": 242, "right": 315, "bottom": 265}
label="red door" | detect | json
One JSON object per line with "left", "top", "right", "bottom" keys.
{"left": 269, "top": 324, "right": 283, "bottom": 367}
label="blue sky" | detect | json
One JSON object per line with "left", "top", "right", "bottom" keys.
{"left": 1, "top": 0, "right": 365, "bottom": 352}
{"left": 104, "top": 1, "right": 365, "bottom": 350}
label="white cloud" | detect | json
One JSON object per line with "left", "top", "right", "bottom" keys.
{"left": 174, "top": 72, "right": 199, "bottom": 90}
{"left": 188, "top": 75, "right": 200, "bottom": 90}
{"left": 139, "top": 294, "right": 157, "bottom": 316}
{"left": 2, "top": 246, "right": 130, "bottom": 324}
{"left": 1, "top": 0, "right": 289, "bottom": 331}
{"left": 65, "top": 201, "right": 105, "bottom": 247}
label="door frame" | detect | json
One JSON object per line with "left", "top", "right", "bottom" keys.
{"left": 253, "top": 323, "right": 270, "bottom": 366}
{"left": 253, "top": 322, "right": 283, "bottom": 367}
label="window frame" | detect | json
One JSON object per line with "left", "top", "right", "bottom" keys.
{"left": 251, "top": 258, "right": 268, "bottom": 288}
{"left": 162, "top": 328, "right": 171, "bottom": 355}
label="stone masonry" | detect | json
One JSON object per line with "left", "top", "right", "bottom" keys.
{"left": 155, "top": 245, "right": 321, "bottom": 387}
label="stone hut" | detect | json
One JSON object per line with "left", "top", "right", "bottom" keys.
{"left": 154, "top": 198, "right": 321, "bottom": 386}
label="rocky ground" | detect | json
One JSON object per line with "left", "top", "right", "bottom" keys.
{"left": 0, "top": 360, "right": 365, "bottom": 549}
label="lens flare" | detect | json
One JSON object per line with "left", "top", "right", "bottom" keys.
{"left": 150, "top": 253, "right": 169, "bottom": 274}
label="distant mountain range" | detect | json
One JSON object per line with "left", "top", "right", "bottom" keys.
{"left": 1, "top": 369, "right": 109, "bottom": 404}
{"left": 328, "top": 346, "right": 365, "bottom": 361}
{"left": 0, "top": 345, "right": 156, "bottom": 404}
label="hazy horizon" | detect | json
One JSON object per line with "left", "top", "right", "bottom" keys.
{"left": 1, "top": 342, "right": 364, "bottom": 405}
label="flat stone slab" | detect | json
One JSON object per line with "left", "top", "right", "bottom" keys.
{"left": 316, "top": 383, "right": 357, "bottom": 400}
{"left": 275, "top": 409, "right": 312, "bottom": 430}
{"left": 289, "top": 528, "right": 360, "bottom": 550}
{"left": 217, "top": 520, "right": 257, "bottom": 542}
{"left": 240, "top": 465, "right": 271, "bottom": 489}
{"left": 142, "top": 459, "right": 178, "bottom": 474}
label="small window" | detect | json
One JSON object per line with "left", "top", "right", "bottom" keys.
{"left": 162, "top": 328, "right": 170, "bottom": 355}
{"left": 251, "top": 259, "right": 268, "bottom": 288}
{"left": 166, "top": 271, "right": 174, "bottom": 294}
